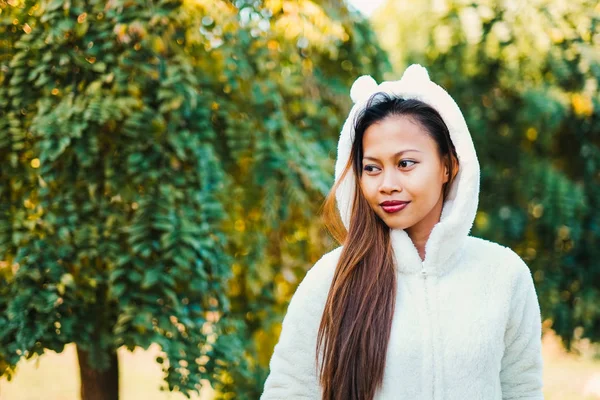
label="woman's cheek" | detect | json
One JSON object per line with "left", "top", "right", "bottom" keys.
{"left": 406, "top": 168, "right": 433, "bottom": 193}
{"left": 361, "top": 178, "right": 377, "bottom": 200}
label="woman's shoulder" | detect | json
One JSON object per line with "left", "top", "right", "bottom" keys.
{"left": 463, "top": 236, "right": 534, "bottom": 284}
{"left": 301, "top": 246, "right": 343, "bottom": 288}
{"left": 285, "top": 246, "right": 343, "bottom": 316}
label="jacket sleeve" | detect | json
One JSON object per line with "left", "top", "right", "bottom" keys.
{"left": 260, "top": 250, "right": 339, "bottom": 400}
{"left": 500, "top": 254, "right": 544, "bottom": 400}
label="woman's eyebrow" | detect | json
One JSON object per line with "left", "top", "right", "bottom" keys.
{"left": 363, "top": 149, "right": 422, "bottom": 161}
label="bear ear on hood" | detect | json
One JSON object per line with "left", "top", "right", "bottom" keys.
{"left": 349, "top": 75, "right": 378, "bottom": 103}
{"left": 400, "top": 64, "right": 430, "bottom": 83}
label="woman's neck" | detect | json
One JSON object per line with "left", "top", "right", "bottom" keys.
{"left": 405, "top": 193, "right": 445, "bottom": 262}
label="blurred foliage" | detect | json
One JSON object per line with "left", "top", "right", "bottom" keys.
{"left": 0, "top": 0, "right": 388, "bottom": 398}
{"left": 374, "top": 0, "right": 600, "bottom": 346}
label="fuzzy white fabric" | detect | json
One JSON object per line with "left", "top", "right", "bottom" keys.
{"left": 261, "top": 64, "right": 544, "bottom": 399}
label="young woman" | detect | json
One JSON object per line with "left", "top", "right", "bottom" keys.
{"left": 261, "top": 64, "right": 544, "bottom": 400}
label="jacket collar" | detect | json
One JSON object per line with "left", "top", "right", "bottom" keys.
{"left": 334, "top": 64, "right": 480, "bottom": 276}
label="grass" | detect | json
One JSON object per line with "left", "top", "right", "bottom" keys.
{"left": 0, "top": 331, "right": 599, "bottom": 399}
{"left": 0, "top": 344, "right": 211, "bottom": 400}
{"left": 541, "top": 330, "right": 600, "bottom": 400}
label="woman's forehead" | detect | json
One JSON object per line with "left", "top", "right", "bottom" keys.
{"left": 362, "top": 116, "right": 438, "bottom": 158}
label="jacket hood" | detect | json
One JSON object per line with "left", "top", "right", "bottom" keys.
{"left": 334, "top": 64, "right": 480, "bottom": 276}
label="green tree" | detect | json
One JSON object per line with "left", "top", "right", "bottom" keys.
{"left": 374, "top": 0, "right": 600, "bottom": 346}
{"left": 0, "top": 0, "right": 388, "bottom": 398}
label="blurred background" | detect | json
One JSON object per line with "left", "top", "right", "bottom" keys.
{"left": 0, "top": 0, "right": 599, "bottom": 399}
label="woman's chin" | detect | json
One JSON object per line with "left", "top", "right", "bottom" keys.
{"left": 379, "top": 215, "right": 411, "bottom": 231}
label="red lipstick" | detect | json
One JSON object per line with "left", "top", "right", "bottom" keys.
{"left": 380, "top": 200, "right": 410, "bottom": 213}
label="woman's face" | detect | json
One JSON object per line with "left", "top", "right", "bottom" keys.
{"left": 359, "top": 115, "right": 450, "bottom": 232}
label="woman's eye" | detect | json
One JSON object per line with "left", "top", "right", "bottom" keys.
{"left": 363, "top": 165, "right": 380, "bottom": 173}
{"left": 399, "top": 160, "right": 416, "bottom": 168}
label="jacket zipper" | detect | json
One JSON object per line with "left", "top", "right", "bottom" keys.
{"left": 422, "top": 267, "right": 435, "bottom": 400}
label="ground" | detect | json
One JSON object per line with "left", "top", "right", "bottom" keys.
{"left": 0, "top": 331, "right": 599, "bottom": 399}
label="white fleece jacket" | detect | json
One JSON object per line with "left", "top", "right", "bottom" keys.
{"left": 261, "top": 64, "right": 544, "bottom": 400}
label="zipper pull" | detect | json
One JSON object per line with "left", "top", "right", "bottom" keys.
{"left": 421, "top": 270, "right": 427, "bottom": 278}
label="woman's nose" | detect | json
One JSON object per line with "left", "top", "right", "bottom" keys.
{"left": 379, "top": 170, "right": 402, "bottom": 194}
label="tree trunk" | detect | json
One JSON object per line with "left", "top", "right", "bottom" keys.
{"left": 76, "top": 344, "right": 119, "bottom": 400}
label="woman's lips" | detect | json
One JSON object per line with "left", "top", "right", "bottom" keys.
{"left": 380, "top": 201, "right": 410, "bottom": 213}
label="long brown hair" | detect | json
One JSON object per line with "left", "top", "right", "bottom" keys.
{"left": 316, "top": 93, "right": 459, "bottom": 400}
